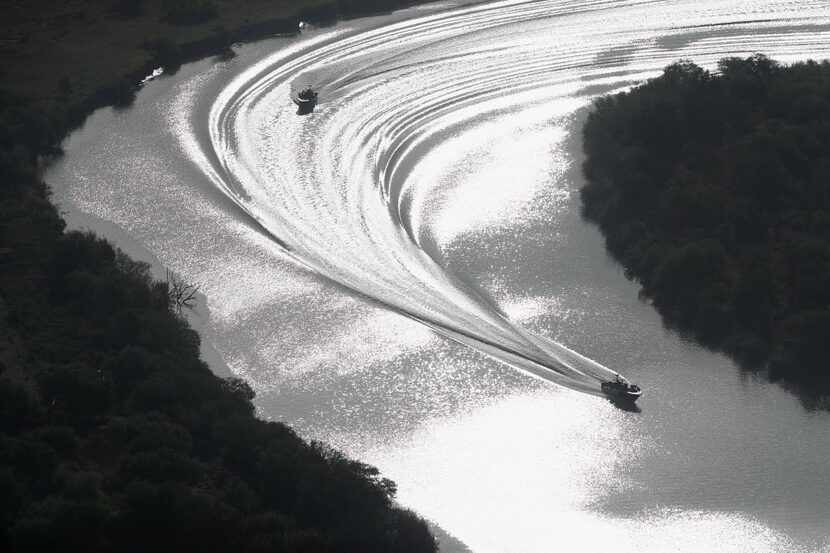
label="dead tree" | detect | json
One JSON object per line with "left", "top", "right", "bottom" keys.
{"left": 166, "top": 269, "right": 199, "bottom": 314}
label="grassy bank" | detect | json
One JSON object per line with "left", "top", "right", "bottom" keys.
{"left": 2, "top": 0, "right": 320, "bottom": 108}
{"left": 582, "top": 55, "right": 830, "bottom": 408}
{"left": 0, "top": 1, "right": 439, "bottom": 551}
{"left": 0, "top": 0, "right": 417, "bottom": 121}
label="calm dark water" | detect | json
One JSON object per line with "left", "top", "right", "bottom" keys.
{"left": 46, "top": 1, "right": 830, "bottom": 551}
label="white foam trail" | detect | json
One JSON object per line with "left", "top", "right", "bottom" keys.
{"left": 180, "top": 0, "right": 830, "bottom": 395}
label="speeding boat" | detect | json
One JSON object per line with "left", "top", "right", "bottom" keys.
{"left": 293, "top": 87, "right": 318, "bottom": 114}
{"left": 601, "top": 374, "right": 642, "bottom": 401}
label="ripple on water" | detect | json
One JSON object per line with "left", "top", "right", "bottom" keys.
{"left": 46, "top": 0, "right": 830, "bottom": 551}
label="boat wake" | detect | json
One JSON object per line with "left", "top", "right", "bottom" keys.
{"left": 182, "top": 0, "right": 830, "bottom": 395}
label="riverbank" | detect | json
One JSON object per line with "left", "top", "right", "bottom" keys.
{"left": 36, "top": 1, "right": 830, "bottom": 550}
{"left": 0, "top": 0, "right": 421, "bottom": 129}
{"left": 581, "top": 55, "right": 830, "bottom": 408}
{"left": 0, "top": 1, "right": 439, "bottom": 550}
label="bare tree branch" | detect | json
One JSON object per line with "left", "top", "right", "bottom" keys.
{"left": 166, "top": 269, "right": 200, "bottom": 314}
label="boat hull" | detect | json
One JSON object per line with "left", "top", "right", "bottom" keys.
{"left": 293, "top": 97, "right": 317, "bottom": 115}
{"left": 601, "top": 388, "right": 642, "bottom": 401}
{"left": 600, "top": 381, "right": 643, "bottom": 402}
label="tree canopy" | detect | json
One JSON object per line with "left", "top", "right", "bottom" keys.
{"left": 582, "top": 55, "right": 830, "bottom": 407}
{"left": 0, "top": 16, "right": 435, "bottom": 553}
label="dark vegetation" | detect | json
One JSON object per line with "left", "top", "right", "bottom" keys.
{"left": 582, "top": 55, "right": 830, "bottom": 406}
{"left": 0, "top": 1, "right": 438, "bottom": 551}
{"left": 162, "top": 0, "right": 219, "bottom": 25}
{"left": 0, "top": 0, "right": 421, "bottom": 112}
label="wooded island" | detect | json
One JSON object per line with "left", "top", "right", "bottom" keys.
{"left": 582, "top": 55, "right": 830, "bottom": 406}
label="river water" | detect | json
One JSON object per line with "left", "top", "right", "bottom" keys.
{"left": 45, "top": 1, "right": 830, "bottom": 551}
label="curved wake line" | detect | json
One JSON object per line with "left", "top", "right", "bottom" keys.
{"left": 179, "top": 0, "right": 830, "bottom": 396}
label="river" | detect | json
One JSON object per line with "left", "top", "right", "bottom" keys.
{"left": 45, "top": 1, "right": 830, "bottom": 551}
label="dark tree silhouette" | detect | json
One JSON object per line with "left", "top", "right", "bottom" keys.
{"left": 582, "top": 54, "right": 830, "bottom": 407}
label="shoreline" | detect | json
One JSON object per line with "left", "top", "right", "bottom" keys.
{"left": 0, "top": 1, "right": 466, "bottom": 551}
{"left": 27, "top": 1, "right": 830, "bottom": 549}
{"left": 37, "top": 3, "right": 475, "bottom": 551}
{"left": 581, "top": 56, "right": 830, "bottom": 408}
{"left": 3, "top": 0, "right": 453, "bottom": 137}
{"left": 81, "top": 0, "right": 421, "bottom": 121}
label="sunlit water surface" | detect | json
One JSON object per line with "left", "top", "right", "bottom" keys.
{"left": 46, "top": 1, "right": 830, "bottom": 551}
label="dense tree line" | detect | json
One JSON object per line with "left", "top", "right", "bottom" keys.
{"left": 0, "top": 87, "right": 437, "bottom": 551}
{"left": 582, "top": 55, "right": 830, "bottom": 405}
{"left": 0, "top": 2, "right": 439, "bottom": 551}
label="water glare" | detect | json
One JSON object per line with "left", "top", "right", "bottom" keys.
{"left": 45, "top": 0, "right": 830, "bottom": 551}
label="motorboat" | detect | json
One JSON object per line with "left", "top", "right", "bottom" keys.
{"left": 601, "top": 374, "right": 642, "bottom": 401}
{"left": 293, "top": 87, "right": 318, "bottom": 114}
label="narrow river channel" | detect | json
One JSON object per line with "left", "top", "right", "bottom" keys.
{"left": 46, "top": 1, "right": 830, "bottom": 551}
